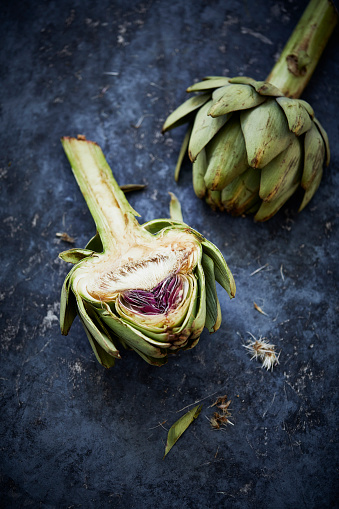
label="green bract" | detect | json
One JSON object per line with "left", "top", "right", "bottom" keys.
{"left": 162, "top": 76, "right": 329, "bottom": 221}
{"left": 59, "top": 137, "right": 235, "bottom": 368}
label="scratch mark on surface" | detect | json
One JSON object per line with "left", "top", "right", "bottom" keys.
{"left": 241, "top": 27, "right": 273, "bottom": 45}
{"left": 250, "top": 263, "right": 269, "bottom": 276}
{"left": 262, "top": 392, "right": 276, "bottom": 418}
{"left": 280, "top": 264, "right": 285, "bottom": 281}
{"left": 176, "top": 389, "right": 224, "bottom": 413}
{"left": 23, "top": 337, "right": 53, "bottom": 365}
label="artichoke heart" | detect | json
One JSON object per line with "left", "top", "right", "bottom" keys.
{"left": 75, "top": 229, "right": 200, "bottom": 301}
{"left": 59, "top": 136, "right": 235, "bottom": 368}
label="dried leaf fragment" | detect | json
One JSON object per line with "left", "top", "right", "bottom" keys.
{"left": 164, "top": 404, "right": 202, "bottom": 458}
{"left": 210, "top": 394, "right": 228, "bottom": 408}
{"left": 217, "top": 400, "right": 231, "bottom": 412}
{"left": 254, "top": 301, "right": 269, "bottom": 316}
{"left": 56, "top": 232, "right": 75, "bottom": 244}
{"left": 209, "top": 395, "right": 233, "bottom": 429}
{"left": 169, "top": 192, "right": 184, "bottom": 222}
{"left": 119, "top": 184, "right": 147, "bottom": 193}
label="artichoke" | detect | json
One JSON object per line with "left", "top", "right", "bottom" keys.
{"left": 59, "top": 136, "right": 235, "bottom": 368}
{"left": 162, "top": 0, "right": 337, "bottom": 221}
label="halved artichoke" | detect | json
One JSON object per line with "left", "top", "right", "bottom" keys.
{"left": 60, "top": 136, "right": 235, "bottom": 368}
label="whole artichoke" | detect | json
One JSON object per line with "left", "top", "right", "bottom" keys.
{"left": 162, "top": 0, "right": 337, "bottom": 221}
{"left": 60, "top": 136, "right": 235, "bottom": 368}
{"left": 162, "top": 76, "right": 329, "bottom": 221}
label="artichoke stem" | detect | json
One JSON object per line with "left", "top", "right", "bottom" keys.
{"left": 266, "top": 0, "right": 338, "bottom": 99}
{"left": 61, "top": 136, "right": 151, "bottom": 254}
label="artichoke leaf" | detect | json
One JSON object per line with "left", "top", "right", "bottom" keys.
{"left": 214, "top": 297, "right": 222, "bottom": 333}
{"left": 208, "top": 84, "right": 265, "bottom": 117}
{"left": 141, "top": 218, "right": 184, "bottom": 235}
{"left": 80, "top": 319, "right": 117, "bottom": 369}
{"left": 105, "top": 308, "right": 175, "bottom": 345}
{"left": 190, "top": 261, "right": 207, "bottom": 338}
{"left": 119, "top": 184, "right": 147, "bottom": 193}
{"left": 221, "top": 167, "right": 260, "bottom": 216}
{"left": 131, "top": 347, "right": 169, "bottom": 366}
{"left": 192, "top": 148, "right": 208, "bottom": 199}
{"left": 115, "top": 317, "right": 175, "bottom": 342}
{"left": 297, "top": 99, "right": 314, "bottom": 118}
{"left": 255, "top": 183, "right": 299, "bottom": 222}
{"left": 186, "top": 78, "right": 230, "bottom": 92}
{"left": 60, "top": 263, "right": 81, "bottom": 335}
{"left": 169, "top": 192, "right": 184, "bottom": 222}
{"left": 201, "top": 253, "right": 219, "bottom": 332}
{"left": 203, "top": 76, "right": 231, "bottom": 81}
{"left": 240, "top": 99, "right": 291, "bottom": 168}
{"left": 259, "top": 134, "right": 302, "bottom": 202}
{"left": 276, "top": 97, "right": 313, "bottom": 136}
{"left": 174, "top": 123, "right": 193, "bottom": 182}
{"left": 205, "top": 190, "right": 223, "bottom": 211}
{"left": 228, "top": 76, "right": 257, "bottom": 86}
{"left": 185, "top": 335, "right": 200, "bottom": 351}
{"left": 164, "top": 404, "right": 202, "bottom": 458}
{"left": 76, "top": 294, "right": 121, "bottom": 358}
{"left": 100, "top": 310, "right": 170, "bottom": 357}
{"left": 251, "top": 81, "right": 284, "bottom": 97}
{"left": 212, "top": 85, "right": 234, "bottom": 103}
{"left": 229, "top": 77, "right": 284, "bottom": 97}
{"left": 189, "top": 100, "right": 229, "bottom": 162}
{"left": 301, "top": 123, "right": 325, "bottom": 191}
{"left": 162, "top": 93, "right": 211, "bottom": 133}
{"left": 204, "top": 117, "right": 249, "bottom": 190}
{"left": 75, "top": 294, "right": 120, "bottom": 359}
{"left": 85, "top": 232, "right": 103, "bottom": 252}
{"left": 88, "top": 308, "right": 123, "bottom": 354}
{"left": 245, "top": 201, "right": 261, "bottom": 215}
{"left": 314, "top": 118, "right": 330, "bottom": 166}
{"left": 59, "top": 248, "right": 95, "bottom": 264}
{"left": 60, "top": 280, "right": 78, "bottom": 335}
{"left": 201, "top": 240, "right": 236, "bottom": 299}
{"left": 143, "top": 219, "right": 206, "bottom": 246}
{"left": 172, "top": 276, "right": 198, "bottom": 335}
{"left": 299, "top": 167, "right": 323, "bottom": 211}
{"left": 150, "top": 224, "right": 205, "bottom": 251}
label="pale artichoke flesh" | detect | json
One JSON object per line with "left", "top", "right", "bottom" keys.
{"left": 60, "top": 137, "right": 235, "bottom": 368}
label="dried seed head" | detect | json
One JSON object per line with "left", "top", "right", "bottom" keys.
{"left": 244, "top": 334, "right": 280, "bottom": 371}
{"left": 209, "top": 417, "right": 220, "bottom": 430}
{"left": 208, "top": 396, "right": 233, "bottom": 429}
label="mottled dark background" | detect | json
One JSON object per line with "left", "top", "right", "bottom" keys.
{"left": 1, "top": 0, "right": 338, "bottom": 507}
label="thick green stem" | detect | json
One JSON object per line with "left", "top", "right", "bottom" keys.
{"left": 61, "top": 137, "right": 149, "bottom": 253}
{"left": 266, "top": 0, "right": 338, "bottom": 98}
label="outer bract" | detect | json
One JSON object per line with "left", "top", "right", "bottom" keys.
{"left": 60, "top": 137, "right": 235, "bottom": 368}
{"left": 162, "top": 76, "right": 329, "bottom": 221}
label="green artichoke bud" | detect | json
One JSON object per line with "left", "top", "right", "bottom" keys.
{"left": 162, "top": 76, "right": 329, "bottom": 221}
{"left": 59, "top": 136, "right": 235, "bottom": 368}
{"left": 162, "top": 0, "right": 337, "bottom": 221}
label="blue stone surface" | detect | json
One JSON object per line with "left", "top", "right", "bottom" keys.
{"left": 1, "top": 0, "right": 338, "bottom": 507}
